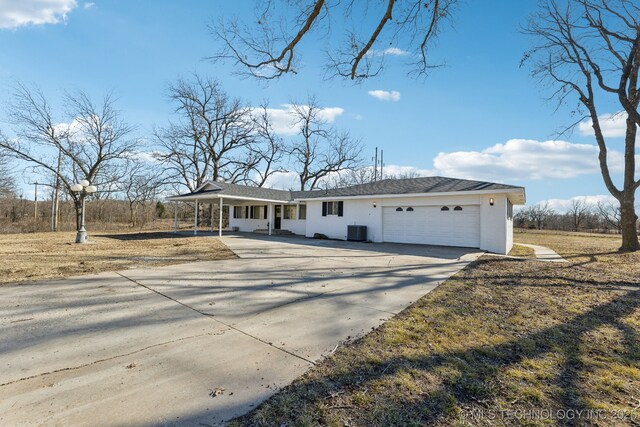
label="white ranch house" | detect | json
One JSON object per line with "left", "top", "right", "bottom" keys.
{"left": 167, "top": 177, "right": 526, "bottom": 255}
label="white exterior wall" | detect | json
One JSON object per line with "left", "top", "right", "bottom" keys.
{"left": 228, "top": 203, "right": 268, "bottom": 232}
{"left": 305, "top": 199, "right": 383, "bottom": 241}
{"left": 304, "top": 193, "right": 514, "bottom": 254}
{"left": 506, "top": 209, "right": 514, "bottom": 253}
{"left": 228, "top": 203, "right": 307, "bottom": 235}
{"left": 479, "top": 194, "right": 512, "bottom": 254}
{"left": 281, "top": 219, "right": 306, "bottom": 235}
{"left": 229, "top": 217, "right": 268, "bottom": 232}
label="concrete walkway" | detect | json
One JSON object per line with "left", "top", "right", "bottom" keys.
{"left": 0, "top": 235, "right": 481, "bottom": 426}
{"left": 517, "top": 243, "right": 567, "bottom": 262}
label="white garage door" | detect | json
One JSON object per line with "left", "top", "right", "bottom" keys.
{"left": 382, "top": 205, "right": 480, "bottom": 248}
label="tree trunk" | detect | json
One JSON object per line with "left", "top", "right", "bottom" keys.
{"left": 619, "top": 194, "right": 639, "bottom": 252}
{"left": 129, "top": 204, "right": 136, "bottom": 227}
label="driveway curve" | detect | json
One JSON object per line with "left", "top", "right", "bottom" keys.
{"left": 0, "top": 234, "right": 481, "bottom": 426}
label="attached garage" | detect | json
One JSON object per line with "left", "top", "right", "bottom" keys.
{"left": 382, "top": 205, "right": 481, "bottom": 248}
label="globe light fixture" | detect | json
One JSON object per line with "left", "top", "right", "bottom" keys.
{"left": 71, "top": 180, "right": 97, "bottom": 243}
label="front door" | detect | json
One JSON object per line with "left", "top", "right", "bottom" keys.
{"left": 274, "top": 205, "right": 282, "bottom": 229}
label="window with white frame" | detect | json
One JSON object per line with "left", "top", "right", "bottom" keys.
{"left": 298, "top": 204, "right": 307, "bottom": 220}
{"left": 283, "top": 205, "right": 297, "bottom": 220}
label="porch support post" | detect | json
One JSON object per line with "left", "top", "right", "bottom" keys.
{"left": 211, "top": 202, "right": 214, "bottom": 232}
{"left": 268, "top": 203, "right": 272, "bottom": 236}
{"left": 218, "top": 197, "right": 223, "bottom": 237}
{"left": 173, "top": 202, "right": 178, "bottom": 233}
{"left": 194, "top": 200, "right": 198, "bottom": 236}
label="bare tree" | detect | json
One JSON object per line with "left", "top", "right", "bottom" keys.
{"left": 240, "top": 103, "right": 286, "bottom": 187}
{"left": 596, "top": 200, "right": 622, "bottom": 233}
{"left": 211, "top": 0, "right": 457, "bottom": 80}
{"left": 325, "top": 166, "right": 425, "bottom": 189}
{"left": 0, "top": 145, "right": 16, "bottom": 198}
{"left": 119, "top": 160, "right": 164, "bottom": 227}
{"left": 524, "top": 0, "right": 640, "bottom": 251}
{"left": 567, "top": 198, "right": 590, "bottom": 231}
{"left": 154, "top": 75, "right": 265, "bottom": 191}
{"left": 0, "top": 83, "right": 138, "bottom": 230}
{"left": 513, "top": 207, "right": 530, "bottom": 229}
{"left": 286, "top": 98, "right": 362, "bottom": 190}
{"left": 384, "top": 169, "right": 422, "bottom": 180}
{"left": 527, "top": 202, "right": 556, "bottom": 230}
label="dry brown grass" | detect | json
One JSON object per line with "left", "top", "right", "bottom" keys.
{"left": 232, "top": 230, "right": 640, "bottom": 427}
{"left": 0, "top": 230, "right": 236, "bottom": 285}
{"left": 508, "top": 243, "right": 536, "bottom": 258}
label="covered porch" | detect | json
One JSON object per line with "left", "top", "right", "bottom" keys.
{"left": 165, "top": 181, "right": 306, "bottom": 237}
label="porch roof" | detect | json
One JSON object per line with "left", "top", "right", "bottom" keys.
{"left": 165, "top": 181, "right": 307, "bottom": 204}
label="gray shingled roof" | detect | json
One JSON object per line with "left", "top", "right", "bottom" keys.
{"left": 169, "top": 177, "right": 523, "bottom": 202}
{"left": 294, "top": 177, "right": 524, "bottom": 199}
{"left": 209, "top": 181, "right": 295, "bottom": 201}
{"left": 170, "top": 181, "right": 294, "bottom": 201}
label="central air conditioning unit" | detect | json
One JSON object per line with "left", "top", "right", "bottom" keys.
{"left": 347, "top": 225, "right": 367, "bottom": 241}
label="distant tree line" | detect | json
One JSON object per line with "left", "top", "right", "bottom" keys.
{"left": 514, "top": 199, "right": 636, "bottom": 235}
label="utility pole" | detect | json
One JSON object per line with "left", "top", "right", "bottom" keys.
{"left": 380, "top": 149, "right": 384, "bottom": 179}
{"left": 373, "top": 147, "right": 378, "bottom": 181}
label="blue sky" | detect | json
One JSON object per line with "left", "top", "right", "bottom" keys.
{"left": 0, "top": 0, "right": 633, "bottom": 211}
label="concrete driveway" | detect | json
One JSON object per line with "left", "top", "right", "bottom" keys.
{"left": 0, "top": 234, "right": 481, "bottom": 426}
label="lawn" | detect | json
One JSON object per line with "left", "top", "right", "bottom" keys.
{"left": 0, "top": 230, "right": 236, "bottom": 285}
{"left": 232, "top": 230, "right": 640, "bottom": 426}
{"left": 508, "top": 243, "right": 535, "bottom": 258}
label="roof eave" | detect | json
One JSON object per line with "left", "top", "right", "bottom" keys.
{"left": 165, "top": 193, "right": 294, "bottom": 204}
{"left": 294, "top": 188, "right": 526, "bottom": 202}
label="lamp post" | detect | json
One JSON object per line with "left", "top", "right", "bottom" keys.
{"left": 70, "top": 180, "right": 97, "bottom": 243}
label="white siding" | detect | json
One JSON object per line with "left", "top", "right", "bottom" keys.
{"left": 281, "top": 219, "right": 306, "bottom": 235}
{"left": 304, "top": 199, "right": 382, "bottom": 241}
{"left": 228, "top": 204, "right": 269, "bottom": 232}
{"left": 229, "top": 217, "right": 268, "bottom": 232}
{"left": 228, "top": 203, "right": 307, "bottom": 235}
{"left": 303, "top": 193, "right": 513, "bottom": 254}
{"left": 479, "top": 194, "right": 511, "bottom": 254}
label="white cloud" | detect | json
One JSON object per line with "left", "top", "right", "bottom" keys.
{"left": 578, "top": 111, "right": 635, "bottom": 137}
{"left": 262, "top": 170, "right": 299, "bottom": 190}
{"left": 432, "top": 138, "right": 631, "bottom": 182}
{"left": 0, "top": 0, "right": 77, "bottom": 29}
{"left": 52, "top": 117, "right": 83, "bottom": 137}
{"left": 366, "top": 47, "right": 410, "bottom": 57}
{"left": 128, "top": 150, "right": 164, "bottom": 164}
{"left": 83, "top": 2, "right": 94, "bottom": 9}
{"left": 256, "top": 104, "right": 345, "bottom": 136}
{"left": 368, "top": 90, "right": 401, "bottom": 102}
{"left": 540, "top": 195, "right": 617, "bottom": 213}
{"left": 380, "top": 164, "right": 434, "bottom": 178}
{"left": 383, "top": 47, "right": 409, "bottom": 56}
{"left": 261, "top": 138, "right": 632, "bottom": 191}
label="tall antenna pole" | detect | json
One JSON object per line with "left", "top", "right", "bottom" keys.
{"left": 374, "top": 147, "right": 378, "bottom": 181}
{"left": 380, "top": 150, "right": 384, "bottom": 179}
